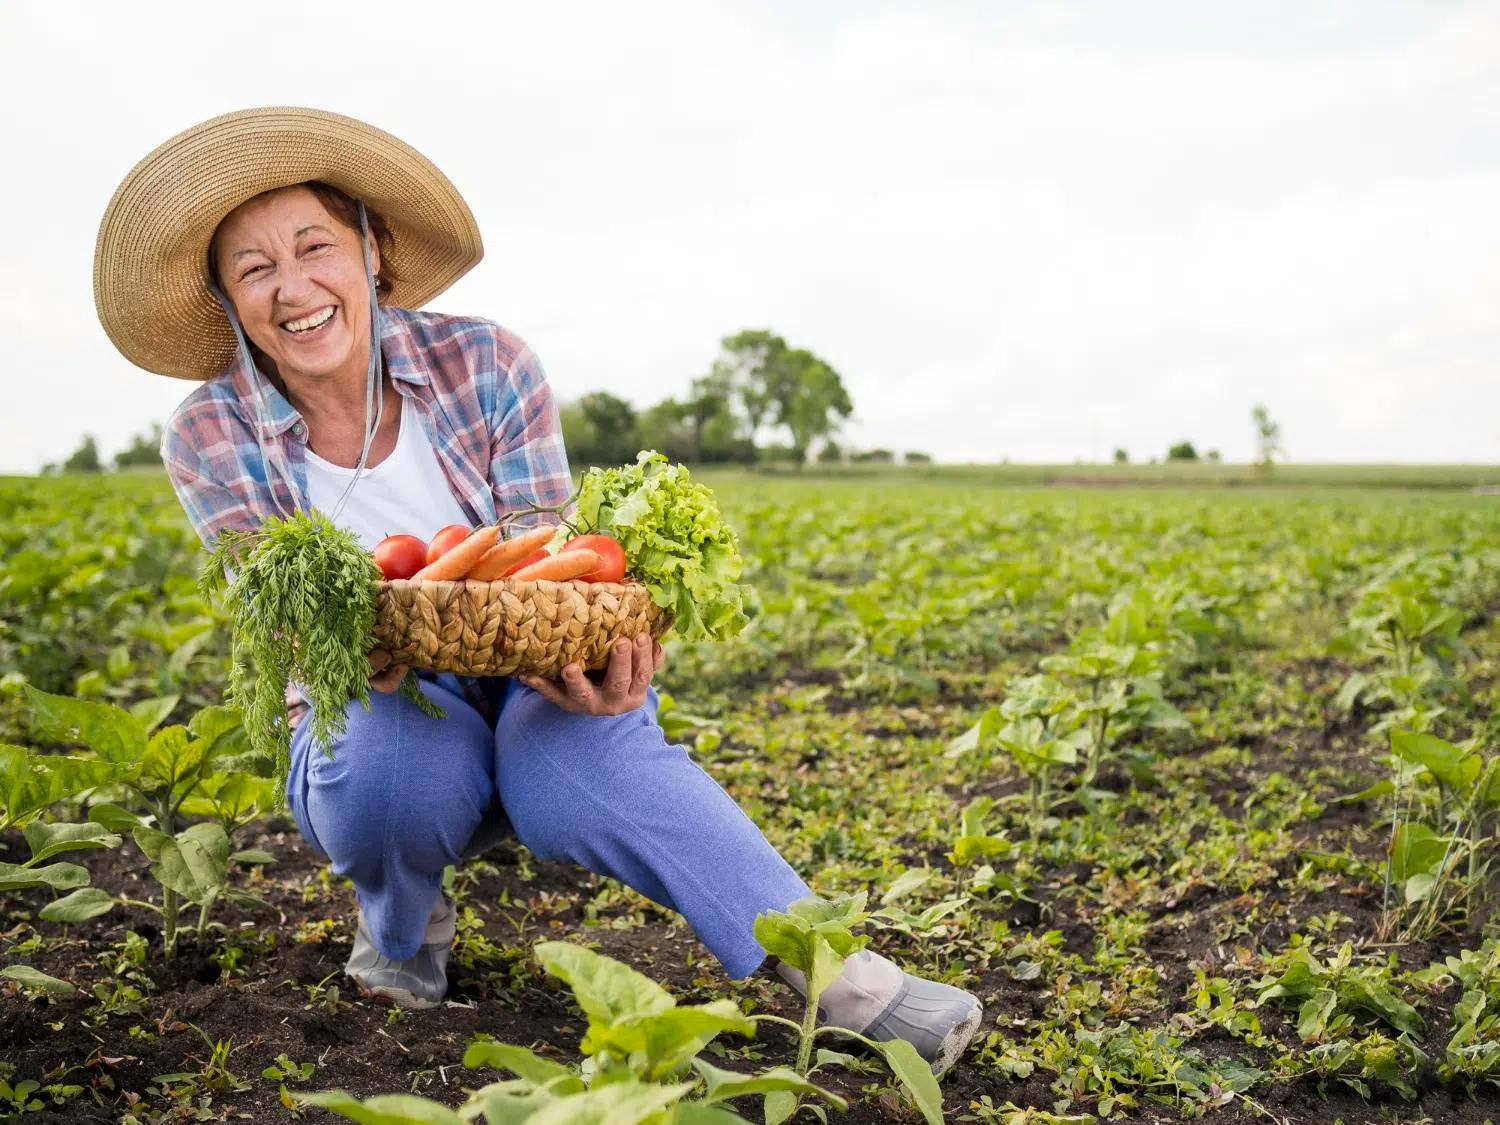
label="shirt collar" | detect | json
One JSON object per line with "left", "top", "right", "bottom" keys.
{"left": 225, "top": 307, "right": 430, "bottom": 438}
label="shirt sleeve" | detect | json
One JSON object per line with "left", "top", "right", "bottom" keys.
{"left": 489, "top": 343, "right": 574, "bottom": 521}
{"left": 160, "top": 419, "right": 264, "bottom": 548}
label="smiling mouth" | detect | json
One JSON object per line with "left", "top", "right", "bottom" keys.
{"left": 280, "top": 305, "right": 337, "bottom": 335}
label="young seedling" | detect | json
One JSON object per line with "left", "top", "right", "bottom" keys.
{"left": 753, "top": 893, "right": 944, "bottom": 1125}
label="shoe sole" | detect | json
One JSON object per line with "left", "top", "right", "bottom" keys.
{"left": 931, "top": 1001, "right": 983, "bottom": 1076}
{"left": 350, "top": 979, "right": 443, "bottom": 1011}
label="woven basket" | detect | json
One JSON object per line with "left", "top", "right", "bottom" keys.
{"left": 374, "top": 578, "right": 671, "bottom": 677}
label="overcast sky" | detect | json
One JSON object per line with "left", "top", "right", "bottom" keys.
{"left": 2, "top": 0, "right": 1497, "bottom": 471}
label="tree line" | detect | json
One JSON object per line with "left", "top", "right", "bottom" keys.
{"left": 561, "top": 328, "right": 876, "bottom": 468}
{"left": 48, "top": 328, "right": 920, "bottom": 475}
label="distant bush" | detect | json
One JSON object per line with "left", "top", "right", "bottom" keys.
{"left": 60, "top": 435, "right": 103, "bottom": 474}
{"left": 851, "top": 448, "right": 894, "bottom": 463}
{"left": 817, "top": 440, "right": 844, "bottom": 464}
{"left": 904, "top": 451, "right": 932, "bottom": 464}
{"left": 1114, "top": 448, "right": 1129, "bottom": 464}
{"left": 113, "top": 424, "right": 164, "bottom": 470}
{"left": 1166, "top": 441, "right": 1199, "bottom": 462}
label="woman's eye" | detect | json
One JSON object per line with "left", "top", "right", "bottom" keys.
{"left": 306, "top": 243, "right": 331, "bottom": 252}
{"left": 241, "top": 264, "right": 268, "bottom": 279}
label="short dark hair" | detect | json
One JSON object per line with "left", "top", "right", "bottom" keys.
{"left": 208, "top": 180, "right": 399, "bottom": 301}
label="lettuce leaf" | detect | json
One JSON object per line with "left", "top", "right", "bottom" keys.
{"left": 574, "top": 451, "right": 749, "bottom": 642}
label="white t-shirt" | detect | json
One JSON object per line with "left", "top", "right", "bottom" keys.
{"left": 303, "top": 395, "right": 472, "bottom": 549}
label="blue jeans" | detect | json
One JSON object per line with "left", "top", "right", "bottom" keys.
{"left": 285, "top": 673, "right": 810, "bottom": 978}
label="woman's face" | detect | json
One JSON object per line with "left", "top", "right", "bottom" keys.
{"left": 212, "top": 185, "right": 380, "bottom": 387}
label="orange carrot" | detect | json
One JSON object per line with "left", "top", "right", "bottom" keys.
{"left": 463, "top": 525, "right": 557, "bottom": 580}
{"left": 508, "top": 548, "right": 601, "bottom": 583}
{"left": 410, "top": 525, "right": 502, "bottom": 581}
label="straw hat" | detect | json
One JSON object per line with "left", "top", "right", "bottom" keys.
{"left": 94, "top": 106, "right": 483, "bottom": 380}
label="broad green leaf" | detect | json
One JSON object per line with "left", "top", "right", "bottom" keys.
{"left": 585, "top": 1000, "right": 755, "bottom": 1079}
{"left": 0, "top": 860, "right": 89, "bottom": 892}
{"left": 140, "top": 726, "right": 208, "bottom": 791}
{"left": 534, "top": 941, "right": 674, "bottom": 1026}
{"left": 805, "top": 935, "right": 847, "bottom": 1004}
{"left": 753, "top": 913, "right": 814, "bottom": 973}
{"left": 692, "top": 1059, "right": 845, "bottom": 1108}
{"left": 942, "top": 707, "right": 1000, "bottom": 758}
{"left": 880, "top": 867, "right": 936, "bottom": 905}
{"left": 88, "top": 803, "right": 147, "bottom": 832}
{"left": 296, "top": 1090, "right": 463, "bottom": 1125}
{"left": 0, "top": 747, "right": 121, "bottom": 831}
{"left": 1388, "top": 822, "right": 1450, "bottom": 884}
{"left": 133, "top": 821, "right": 229, "bottom": 902}
{"left": 23, "top": 685, "right": 145, "bottom": 760}
{"left": 39, "top": 887, "right": 117, "bottom": 923}
{"left": 878, "top": 1038, "right": 945, "bottom": 1125}
{"left": 22, "top": 820, "right": 121, "bottom": 863}
{"left": 228, "top": 848, "right": 276, "bottom": 865}
{"left": 669, "top": 1106, "right": 746, "bottom": 1124}
{"left": 462, "top": 1041, "right": 584, "bottom": 1093}
{"left": 525, "top": 1081, "right": 695, "bottom": 1125}
{"left": 1, "top": 965, "right": 77, "bottom": 994}
{"left": 1295, "top": 989, "right": 1338, "bottom": 1041}
{"left": 129, "top": 695, "right": 180, "bottom": 734}
{"left": 1391, "top": 730, "right": 1480, "bottom": 792}
{"left": 763, "top": 1090, "right": 797, "bottom": 1125}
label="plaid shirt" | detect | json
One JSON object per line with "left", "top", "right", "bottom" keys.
{"left": 161, "top": 306, "right": 573, "bottom": 726}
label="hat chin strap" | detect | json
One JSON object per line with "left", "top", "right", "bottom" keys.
{"left": 207, "top": 199, "right": 385, "bottom": 527}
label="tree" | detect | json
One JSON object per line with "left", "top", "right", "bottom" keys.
{"left": 706, "top": 329, "right": 854, "bottom": 463}
{"left": 560, "top": 392, "right": 640, "bottom": 468}
{"left": 1113, "top": 448, "right": 1129, "bottom": 464}
{"left": 904, "top": 451, "right": 932, "bottom": 464}
{"left": 1166, "top": 441, "right": 1198, "bottom": 462}
{"left": 60, "top": 435, "right": 102, "bottom": 474}
{"left": 780, "top": 351, "right": 853, "bottom": 466}
{"left": 113, "top": 423, "right": 165, "bottom": 470}
{"left": 1252, "top": 404, "right": 1283, "bottom": 469}
{"left": 817, "top": 440, "right": 844, "bottom": 464}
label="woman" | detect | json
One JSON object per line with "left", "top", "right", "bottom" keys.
{"left": 93, "top": 107, "right": 982, "bottom": 1074}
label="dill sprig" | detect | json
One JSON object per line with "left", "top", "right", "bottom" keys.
{"left": 198, "top": 509, "right": 443, "bottom": 803}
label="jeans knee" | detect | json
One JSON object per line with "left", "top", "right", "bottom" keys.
{"left": 296, "top": 684, "right": 496, "bottom": 878}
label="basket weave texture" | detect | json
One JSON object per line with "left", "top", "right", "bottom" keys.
{"left": 374, "top": 578, "right": 670, "bottom": 677}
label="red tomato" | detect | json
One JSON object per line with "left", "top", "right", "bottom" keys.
{"left": 501, "top": 548, "right": 548, "bottom": 577}
{"left": 372, "top": 534, "right": 428, "bottom": 580}
{"left": 425, "top": 524, "right": 472, "bottom": 566}
{"left": 559, "top": 534, "right": 627, "bottom": 583}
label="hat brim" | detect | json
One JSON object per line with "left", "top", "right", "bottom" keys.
{"left": 94, "top": 106, "right": 483, "bottom": 380}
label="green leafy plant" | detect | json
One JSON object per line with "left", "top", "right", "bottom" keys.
{"left": 573, "top": 450, "right": 750, "bottom": 641}
{"left": 21, "top": 686, "right": 274, "bottom": 956}
{"left": 753, "top": 893, "right": 944, "bottom": 1124}
{"left": 198, "top": 509, "right": 442, "bottom": 797}
{"left": 302, "top": 939, "right": 844, "bottom": 1123}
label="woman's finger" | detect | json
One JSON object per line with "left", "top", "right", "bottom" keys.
{"left": 631, "top": 634, "right": 654, "bottom": 692}
{"left": 523, "top": 674, "right": 572, "bottom": 710}
{"left": 367, "top": 647, "right": 392, "bottom": 673}
{"left": 561, "top": 663, "right": 597, "bottom": 708}
{"left": 604, "top": 640, "right": 633, "bottom": 698}
{"left": 652, "top": 640, "right": 665, "bottom": 672}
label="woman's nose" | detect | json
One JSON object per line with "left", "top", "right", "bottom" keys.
{"left": 275, "top": 260, "right": 317, "bottom": 305}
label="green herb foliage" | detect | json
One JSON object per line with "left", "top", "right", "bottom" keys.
{"left": 197, "top": 509, "right": 438, "bottom": 798}
{"left": 574, "top": 450, "right": 749, "bottom": 641}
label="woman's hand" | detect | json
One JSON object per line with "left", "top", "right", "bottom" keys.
{"left": 522, "top": 633, "right": 664, "bottom": 716}
{"left": 368, "top": 647, "right": 410, "bottom": 693}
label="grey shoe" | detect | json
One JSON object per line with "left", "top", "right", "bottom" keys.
{"left": 345, "top": 897, "right": 456, "bottom": 1009}
{"left": 774, "top": 949, "right": 983, "bottom": 1075}
{"left": 862, "top": 970, "right": 985, "bottom": 1077}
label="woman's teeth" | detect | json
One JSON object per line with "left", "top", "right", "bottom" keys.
{"left": 283, "top": 306, "right": 336, "bottom": 333}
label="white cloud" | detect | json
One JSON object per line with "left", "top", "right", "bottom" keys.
{"left": 1, "top": 0, "right": 1498, "bottom": 472}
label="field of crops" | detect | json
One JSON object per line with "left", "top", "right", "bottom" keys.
{"left": 3, "top": 469, "right": 1500, "bottom": 1124}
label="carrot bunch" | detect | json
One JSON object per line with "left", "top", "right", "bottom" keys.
{"left": 377, "top": 524, "right": 606, "bottom": 584}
